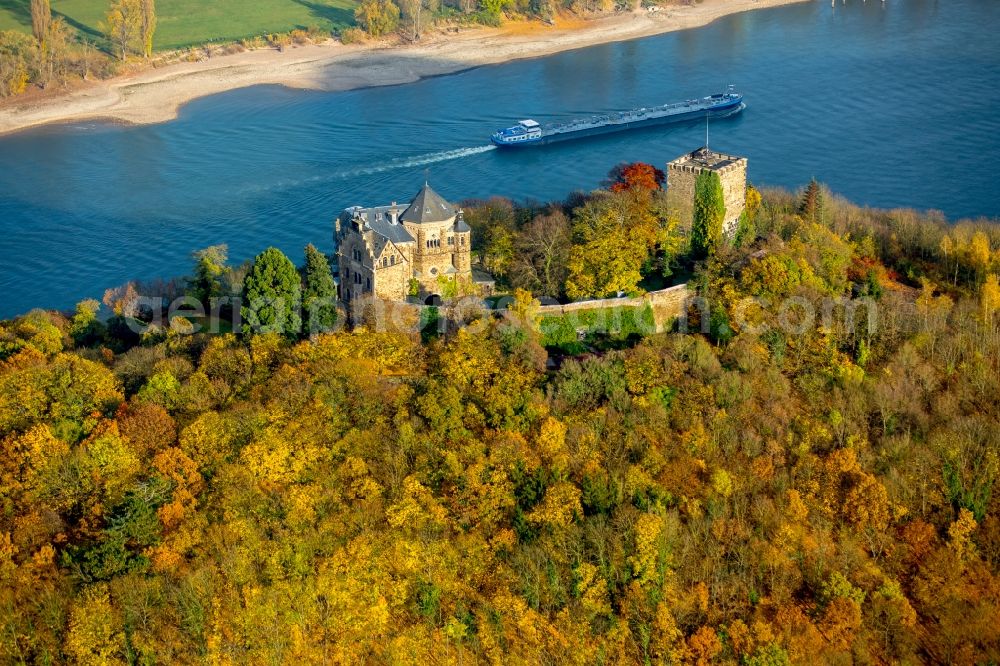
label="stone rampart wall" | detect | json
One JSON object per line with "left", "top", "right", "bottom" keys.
{"left": 344, "top": 283, "right": 693, "bottom": 335}
{"left": 536, "top": 283, "right": 691, "bottom": 333}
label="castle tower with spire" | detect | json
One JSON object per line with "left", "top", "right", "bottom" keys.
{"left": 335, "top": 182, "right": 475, "bottom": 305}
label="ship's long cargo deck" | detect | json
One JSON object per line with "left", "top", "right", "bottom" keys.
{"left": 491, "top": 88, "right": 745, "bottom": 148}
{"left": 539, "top": 102, "right": 745, "bottom": 145}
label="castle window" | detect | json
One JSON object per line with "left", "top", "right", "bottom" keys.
{"left": 366, "top": 277, "right": 371, "bottom": 290}
{"left": 382, "top": 257, "right": 388, "bottom": 268}
{"left": 391, "top": 255, "right": 396, "bottom": 266}
{"left": 448, "top": 236, "right": 454, "bottom": 246}
{"left": 460, "top": 236, "right": 466, "bottom": 246}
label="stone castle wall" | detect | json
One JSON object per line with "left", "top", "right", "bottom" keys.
{"left": 374, "top": 261, "right": 411, "bottom": 301}
{"left": 403, "top": 220, "right": 473, "bottom": 294}
{"left": 338, "top": 234, "right": 374, "bottom": 304}
{"left": 720, "top": 159, "right": 747, "bottom": 234}
{"left": 343, "top": 283, "right": 692, "bottom": 333}
{"left": 536, "top": 283, "right": 692, "bottom": 333}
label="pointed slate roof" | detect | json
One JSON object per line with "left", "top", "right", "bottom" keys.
{"left": 400, "top": 183, "right": 455, "bottom": 224}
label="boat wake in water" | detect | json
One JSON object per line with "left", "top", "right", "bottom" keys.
{"left": 338, "top": 145, "right": 497, "bottom": 178}
{"left": 239, "top": 145, "right": 496, "bottom": 196}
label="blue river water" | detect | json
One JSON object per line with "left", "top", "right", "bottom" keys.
{"left": 1, "top": 0, "right": 998, "bottom": 318}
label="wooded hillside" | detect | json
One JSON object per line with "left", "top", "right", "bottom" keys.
{"left": 1, "top": 185, "right": 999, "bottom": 663}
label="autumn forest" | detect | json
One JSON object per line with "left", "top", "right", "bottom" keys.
{"left": 1, "top": 171, "right": 1000, "bottom": 664}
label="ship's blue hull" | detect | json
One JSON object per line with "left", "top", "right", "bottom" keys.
{"left": 491, "top": 98, "right": 744, "bottom": 148}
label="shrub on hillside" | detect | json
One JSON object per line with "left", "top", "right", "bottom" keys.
{"left": 306, "top": 25, "right": 331, "bottom": 42}
{"left": 267, "top": 32, "right": 292, "bottom": 48}
{"left": 240, "top": 35, "right": 268, "bottom": 49}
{"left": 465, "top": 9, "right": 503, "bottom": 25}
{"left": 339, "top": 27, "right": 367, "bottom": 44}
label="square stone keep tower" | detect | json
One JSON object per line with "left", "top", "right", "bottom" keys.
{"left": 666, "top": 147, "right": 747, "bottom": 237}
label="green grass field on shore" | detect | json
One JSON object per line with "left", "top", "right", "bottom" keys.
{"left": 0, "top": 0, "right": 358, "bottom": 51}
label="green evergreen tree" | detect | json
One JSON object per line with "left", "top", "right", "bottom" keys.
{"left": 690, "top": 170, "right": 726, "bottom": 259}
{"left": 302, "top": 244, "right": 338, "bottom": 335}
{"left": 241, "top": 247, "right": 302, "bottom": 338}
{"left": 799, "top": 177, "right": 825, "bottom": 224}
{"left": 188, "top": 245, "right": 229, "bottom": 308}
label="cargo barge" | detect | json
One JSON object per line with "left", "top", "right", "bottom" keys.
{"left": 490, "top": 86, "right": 744, "bottom": 148}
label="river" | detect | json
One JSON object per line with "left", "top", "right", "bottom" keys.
{"left": 1, "top": 0, "right": 998, "bottom": 318}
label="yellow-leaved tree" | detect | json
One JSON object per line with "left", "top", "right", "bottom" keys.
{"left": 565, "top": 191, "right": 663, "bottom": 300}
{"left": 65, "top": 584, "right": 126, "bottom": 665}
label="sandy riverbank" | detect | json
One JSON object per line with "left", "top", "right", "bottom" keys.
{"left": 0, "top": 0, "right": 807, "bottom": 136}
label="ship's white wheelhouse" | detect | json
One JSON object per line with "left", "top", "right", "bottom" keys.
{"left": 518, "top": 119, "right": 542, "bottom": 139}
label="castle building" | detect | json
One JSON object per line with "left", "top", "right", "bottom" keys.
{"left": 335, "top": 183, "right": 473, "bottom": 304}
{"left": 666, "top": 147, "right": 748, "bottom": 237}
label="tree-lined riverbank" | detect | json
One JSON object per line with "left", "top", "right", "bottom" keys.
{"left": 0, "top": 0, "right": 805, "bottom": 136}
